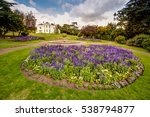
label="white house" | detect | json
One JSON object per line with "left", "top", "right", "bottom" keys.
{"left": 36, "top": 22, "right": 57, "bottom": 33}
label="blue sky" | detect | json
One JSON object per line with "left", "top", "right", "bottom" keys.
{"left": 15, "top": 0, "right": 85, "bottom": 14}
{"left": 7, "top": 0, "right": 129, "bottom": 27}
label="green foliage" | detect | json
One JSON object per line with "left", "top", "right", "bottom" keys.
{"left": 115, "top": 0, "right": 150, "bottom": 37}
{"left": 142, "top": 37, "right": 150, "bottom": 51}
{"left": 110, "top": 28, "right": 126, "bottom": 40}
{"left": 96, "top": 26, "right": 110, "bottom": 40}
{"left": 127, "top": 34, "right": 150, "bottom": 47}
{"left": 80, "top": 25, "right": 97, "bottom": 38}
{"left": 21, "top": 30, "right": 29, "bottom": 36}
{"left": 126, "top": 39, "right": 136, "bottom": 46}
{"left": 0, "top": 0, "right": 24, "bottom": 37}
{"left": 115, "top": 35, "right": 126, "bottom": 44}
{"left": 81, "top": 23, "right": 117, "bottom": 40}
{"left": 60, "top": 24, "right": 79, "bottom": 36}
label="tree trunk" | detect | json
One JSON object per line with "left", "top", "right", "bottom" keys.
{"left": 13, "top": 32, "right": 14, "bottom": 37}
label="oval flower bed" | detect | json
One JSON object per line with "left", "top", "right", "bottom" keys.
{"left": 21, "top": 45, "right": 144, "bottom": 90}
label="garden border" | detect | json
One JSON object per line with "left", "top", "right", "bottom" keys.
{"left": 21, "top": 63, "right": 144, "bottom": 90}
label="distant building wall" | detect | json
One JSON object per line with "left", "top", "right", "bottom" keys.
{"left": 36, "top": 22, "right": 56, "bottom": 33}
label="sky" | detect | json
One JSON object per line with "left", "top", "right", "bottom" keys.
{"left": 6, "top": 0, "right": 129, "bottom": 27}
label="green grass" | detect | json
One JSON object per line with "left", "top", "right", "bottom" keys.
{"left": 84, "top": 39, "right": 149, "bottom": 53}
{"left": 0, "top": 43, "right": 150, "bottom": 100}
{"left": 0, "top": 33, "right": 78, "bottom": 49}
{"left": 30, "top": 33, "right": 78, "bottom": 41}
{"left": 0, "top": 39, "right": 44, "bottom": 49}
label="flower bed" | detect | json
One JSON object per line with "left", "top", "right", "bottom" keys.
{"left": 14, "top": 36, "right": 45, "bottom": 41}
{"left": 22, "top": 45, "right": 144, "bottom": 90}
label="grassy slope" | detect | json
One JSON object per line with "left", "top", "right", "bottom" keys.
{"left": 0, "top": 44, "right": 150, "bottom": 100}
{"left": 30, "top": 33, "right": 78, "bottom": 40}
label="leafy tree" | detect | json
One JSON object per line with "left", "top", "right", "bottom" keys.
{"left": 24, "top": 12, "right": 37, "bottom": 32}
{"left": 80, "top": 25, "right": 97, "bottom": 38}
{"left": 96, "top": 23, "right": 117, "bottom": 40}
{"left": 9, "top": 13, "right": 25, "bottom": 36}
{"left": 60, "top": 24, "right": 79, "bottom": 35}
{"left": 110, "top": 28, "right": 126, "bottom": 40}
{"left": 114, "top": 0, "right": 150, "bottom": 37}
{"left": 0, "top": 0, "right": 24, "bottom": 37}
{"left": 15, "top": 10, "right": 37, "bottom": 32}
{"left": 96, "top": 26, "right": 109, "bottom": 39}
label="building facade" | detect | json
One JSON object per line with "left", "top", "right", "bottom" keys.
{"left": 36, "top": 22, "right": 57, "bottom": 33}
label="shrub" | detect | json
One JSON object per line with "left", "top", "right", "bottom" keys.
{"left": 127, "top": 34, "right": 150, "bottom": 47}
{"left": 126, "top": 38, "right": 135, "bottom": 46}
{"left": 110, "top": 28, "right": 126, "bottom": 41}
{"left": 142, "top": 38, "right": 150, "bottom": 51}
{"left": 21, "top": 30, "right": 29, "bottom": 36}
{"left": 115, "top": 35, "right": 126, "bottom": 44}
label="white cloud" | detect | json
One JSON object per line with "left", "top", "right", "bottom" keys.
{"left": 62, "top": 3, "right": 73, "bottom": 10}
{"left": 70, "top": 0, "right": 128, "bottom": 22}
{"left": 5, "top": 0, "right": 16, "bottom": 3}
{"left": 29, "top": 0, "right": 36, "bottom": 7}
{"left": 6, "top": 0, "right": 129, "bottom": 27}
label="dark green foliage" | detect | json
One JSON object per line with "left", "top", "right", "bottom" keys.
{"left": 127, "top": 34, "right": 150, "bottom": 47}
{"left": 115, "top": 35, "right": 126, "bottom": 44}
{"left": 110, "top": 28, "right": 126, "bottom": 40}
{"left": 0, "top": 0, "right": 24, "bottom": 37}
{"left": 126, "top": 39, "right": 136, "bottom": 46}
{"left": 21, "top": 30, "right": 29, "bottom": 36}
{"left": 60, "top": 24, "right": 79, "bottom": 36}
{"left": 142, "top": 37, "right": 150, "bottom": 51}
{"left": 115, "top": 0, "right": 150, "bottom": 37}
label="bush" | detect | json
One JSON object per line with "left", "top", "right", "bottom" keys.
{"left": 110, "top": 28, "right": 126, "bottom": 41}
{"left": 21, "top": 30, "right": 29, "bottom": 36}
{"left": 126, "top": 39, "right": 135, "bottom": 46}
{"left": 127, "top": 34, "right": 150, "bottom": 47}
{"left": 142, "top": 38, "right": 150, "bottom": 51}
{"left": 115, "top": 35, "right": 126, "bottom": 44}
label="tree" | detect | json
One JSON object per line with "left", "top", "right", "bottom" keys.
{"left": 14, "top": 10, "right": 37, "bottom": 33}
{"left": 0, "top": 0, "right": 24, "bottom": 37}
{"left": 60, "top": 24, "right": 79, "bottom": 35}
{"left": 24, "top": 12, "right": 37, "bottom": 32}
{"left": 114, "top": 0, "right": 150, "bottom": 37}
{"left": 80, "top": 25, "right": 97, "bottom": 38}
{"left": 96, "top": 23, "right": 117, "bottom": 40}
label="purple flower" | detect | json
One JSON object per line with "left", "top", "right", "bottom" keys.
{"left": 29, "top": 45, "right": 139, "bottom": 70}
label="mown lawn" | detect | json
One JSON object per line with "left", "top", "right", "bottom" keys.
{"left": 0, "top": 33, "right": 78, "bottom": 49}
{"left": 30, "top": 33, "right": 78, "bottom": 41}
{"left": 0, "top": 39, "right": 44, "bottom": 49}
{"left": 0, "top": 42, "right": 150, "bottom": 100}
